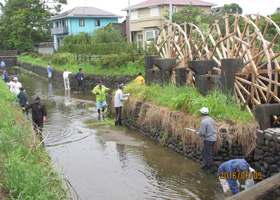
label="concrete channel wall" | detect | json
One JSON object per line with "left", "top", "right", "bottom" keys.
{"left": 21, "top": 62, "right": 135, "bottom": 90}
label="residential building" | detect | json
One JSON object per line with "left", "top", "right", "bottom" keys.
{"left": 49, "top": 7, "right": 121, "bottom": 50}
{"left": 122, "top": 0, "right": 216, "bottom": 45}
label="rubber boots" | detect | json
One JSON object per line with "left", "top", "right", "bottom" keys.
{"left": 200, "top": 161, "right": 209, "bottom": 170}
{"left": 98, "top": 109, "right": 100, "bottom": 114}
{"left": 209, "top": 165, "right": 216, "bottom": 174}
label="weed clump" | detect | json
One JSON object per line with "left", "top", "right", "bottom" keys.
{"left": 0, "top": 80, "right": 66, "bottom": 199}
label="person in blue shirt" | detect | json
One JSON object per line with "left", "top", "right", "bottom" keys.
{"left": 218, "top": 159, "right": 250, "bottom": 195}
{"left": 1, "top": 59, "right": 5, "bottom": 70}
{"left": 47, "top": 63, "right": 53, "bottom": 81}
{"left": 2, "top": 70, "right": 9, "bottom": 83}
{"left": 75, "top": 68, "right": 84, "bottom": 92}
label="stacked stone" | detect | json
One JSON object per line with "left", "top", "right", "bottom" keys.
{"left": 122, "top": 103, "right": 249, "bottom": 165}
{"left": 254, "top": 128, "right": 280, "bottom": 180}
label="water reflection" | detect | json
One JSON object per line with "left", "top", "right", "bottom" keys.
{"left": 64, "top": 89, "right": 71, "bottom": 107}
{"left": 48, "top": 82, "right": 53, "bottom": 97}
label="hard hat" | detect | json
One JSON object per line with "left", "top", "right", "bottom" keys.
{"left": 200, "top": 107, "right": 209, "bottom": 114}
{"left": 119, "top": 84, "right": 125, "bottom": 89}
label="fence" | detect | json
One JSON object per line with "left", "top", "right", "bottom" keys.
{"left": 76, "top": 52, "right": 152, "bottom": 62}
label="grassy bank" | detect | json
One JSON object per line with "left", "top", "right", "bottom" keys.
{"left": 0, "top": 81, "right": 66, "bottom": 199}
{"left": 19, "top": 53, "right": 145, "bottom": 76}
{"left": 124, "top": 82, "right": 255, "bottom": 123}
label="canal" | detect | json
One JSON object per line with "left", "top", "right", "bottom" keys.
{"left": 8, "top": 67, "right": 224, "bottom": 200}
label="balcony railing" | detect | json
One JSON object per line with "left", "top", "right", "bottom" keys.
{"left": 51, "top": 26, "right": 68, "bottom": 35}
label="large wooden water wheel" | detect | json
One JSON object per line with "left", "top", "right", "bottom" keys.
{"left": 154, "top": 22, "right": 209, "bottom": 85}
{"left": 154, "top": 14, "right": 280, "bottom": 112}
{"left": 203, "top": 13, "right": 280, "bottom": 111}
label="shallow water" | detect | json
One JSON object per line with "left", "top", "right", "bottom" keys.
{"left": 8, "top": 67, "right": 225, "bottom": 200}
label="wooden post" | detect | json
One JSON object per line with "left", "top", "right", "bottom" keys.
{"left": 89, "top": 56, "right": 91, "bottom": 61}
{"left": 77, "top": 54, "right": 79, "bottom": 61}
{"left": 228, "top": 173, "right": 280, "bottom": 200}
{"left": 99, "top": 54, "right": 101, "bottom": 62}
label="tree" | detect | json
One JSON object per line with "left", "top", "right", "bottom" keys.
{"left": 91, "top": 24, "right": 126, "bottom": 43}
{"left": 63, "top": 32, "right": 92, "bottom": 45}
{"left": 163, "top": 4, "right": 204, "bottom": 24}
{"left": 211, "top": 3, "right": 243, "bottom": 15}
{"left": 0, "top": 0, "right": 67, "bottom": 52}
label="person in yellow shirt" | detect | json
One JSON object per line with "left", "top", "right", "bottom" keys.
{"left": 135, "top": 72, "right": 145, "bottom": 84}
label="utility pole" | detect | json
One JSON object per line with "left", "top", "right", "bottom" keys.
{"left": 128, "top": 0, "right": 132, "bottom": 42}
{"left": 169, "top": 0, "right": 172, "bottom": 23}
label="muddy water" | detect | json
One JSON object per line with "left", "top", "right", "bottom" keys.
{"left": 9, "top": 68, "right": 225, "bottom": 200}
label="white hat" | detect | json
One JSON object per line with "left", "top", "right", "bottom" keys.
{"left": 13, "top": 77, "right": 18, "bottom": 81}
{"left": 200, "top": 107, "right": 209, "bottom": 114}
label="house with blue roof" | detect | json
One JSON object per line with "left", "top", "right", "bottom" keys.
{"left": 49, "top": 7, "right": 121, "bottom": 50}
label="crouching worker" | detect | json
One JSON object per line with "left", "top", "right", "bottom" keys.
{"left": 218, "top": 159, "right": 250, "bottom": 195}
{"left": 25, "top": 96, "right": 47, "bottom": 139}
{"left": 92, "top": 80, "right": 110, "bottom": 115}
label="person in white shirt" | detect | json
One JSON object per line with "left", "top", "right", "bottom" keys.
{"left": 10, "top": 77, "right": 22, "bottom": 95}
{"left": 114, "top": 84, "right": 130, "bottom": 126}
{"left": 63, "top": 68, "right": 72, "bottom": 89}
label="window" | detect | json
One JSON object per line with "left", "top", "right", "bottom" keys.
{"left": 172, "top": 6, "right": 177, "bottom": 13}
{"left": 61, "top": 20, "right": 67, "bottom": 27}
{"left": 150, "top": 7, "right": 159, "bottom": 16}
{"left": 56, "top": 22, "right": 60, "bottom": 27}
{"left": 137, "top": 33, "right": 143, "bottom": 42}
{"left": 131, "top": 11, "right": 138, "bottom": 20}
{"left": 95, "top": 19, "right": 100, "bottom": 26}
{"left": 79, "top": 19, "right": 84, "bottom": 26}
{"left": 145, "top": 30, "right": 159, "bottom": 41}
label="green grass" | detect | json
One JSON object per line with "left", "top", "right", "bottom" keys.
{"left": 19, "top": 54, "right": 145, "bottom": 76}
{"left": 0, "top": 80, "right": 66, "bottom": 199}
{"left": 124, "top": 82, "right": 255, "bottom": 123}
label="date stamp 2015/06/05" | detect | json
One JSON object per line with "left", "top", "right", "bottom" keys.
{"left": 220, "top": 172, "right": 262, "bottom": 180}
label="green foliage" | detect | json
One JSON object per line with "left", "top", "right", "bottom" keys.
{"left": 0, "top": 0, "right": 64, "bottom": 52}
{"left": 91, "top": 24, "right": 126, "bottom": 43}
{"left": 164, "top": 4, "right": 204, "bottom": 24}
{"left": 212, "top": 3, "right": 243, "bottom": 15}
{"left": 0, "top": 80, "right": 66, "bottom": 199}
{"left": 62, "top": 32, "right": 92, "bottom": 45}
{"left": 124, "top": 82, "right": 255, "bottom": 123}
{"left": 19, "top": 53, "right": 145, "bottom": 76}
{"left": 58, "top": 42, "right": 147, "bottom": 55}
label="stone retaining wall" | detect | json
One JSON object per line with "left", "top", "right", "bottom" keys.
{"left": 254, "top": 128, "right": 280, "bottom": 180}
{"left": 21, "top": 62, "right": 135, "bottom": 90}
{"left": 109, "top": 99, "right": 279, "bottom": 186}
{"left": 110, "top": 100, "right": 255, "bottom": 166}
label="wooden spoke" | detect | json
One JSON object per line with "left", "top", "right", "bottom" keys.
{"left": 154, "top": 14, "right": 280, "bottom": 111}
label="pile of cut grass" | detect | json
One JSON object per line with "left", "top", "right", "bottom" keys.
{"left": 0, "top": 80, "right": 66, "bottom": 199}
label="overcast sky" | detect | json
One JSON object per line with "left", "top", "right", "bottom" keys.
{"left": 60, "top": 0, "right": 279, "bottom": 20}
{"left": 0, "top": 0, "right": 279, "bottom": 20}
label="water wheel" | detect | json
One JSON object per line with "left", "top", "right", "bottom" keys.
{"left": 154, "top": 23, "right": 209, "bottom": 85}
{"left": 203, "top": 13, "right": 280, "bottom": 112}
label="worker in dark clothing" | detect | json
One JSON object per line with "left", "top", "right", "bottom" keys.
{"left": 17, "top": 87, "right": 29, "bottom": 117}
{"left": 194, "top": 107, "right": 217, "bottom": 174}
{"left": 25, "top": 96, "right": 47, "bottom": 138}
{"left": 75, "top": 68, "right": 84, "bottom": 92}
